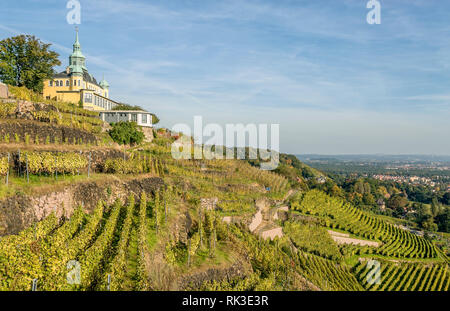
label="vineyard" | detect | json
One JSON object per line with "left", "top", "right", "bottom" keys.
{"left": 294, "top": 190, "right": 439, "bottom": 259}
{"left": 0, "top": 191, "right": 166, "bottom": 291}
{"left": 354, "top": 260, "right": 449, "bottom": 291}
{"left": 0, "top": 89, "right": 448, "bottom": 291}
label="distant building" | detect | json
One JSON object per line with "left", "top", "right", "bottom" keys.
{"left": 99, "top": 110, "right": 153, "bottom": 127}
{"left": 316, "top": 176, "right": 327, "bottom": 184}
{"left": 42, "top": 29, "right": 118, "bottom": 111}
{"left": 376, "top": 198, "right": 386, "bottom": 210}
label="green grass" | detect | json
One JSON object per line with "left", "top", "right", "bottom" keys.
{"left": 0, "top": 173, "right": 101, "bottom": 199}
{"left": 190, "top": 242, "right": 231, "bottom": 269}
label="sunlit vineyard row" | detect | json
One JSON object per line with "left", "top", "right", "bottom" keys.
{"left": 295, "top": 190, "right": 439, "bottom": 259}
{"left": 355, "top": 260, "right": 449, "bottom": 291}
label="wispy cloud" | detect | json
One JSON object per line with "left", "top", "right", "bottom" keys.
{"left": 1, "top": 0, "right": 449, "bottom": 154}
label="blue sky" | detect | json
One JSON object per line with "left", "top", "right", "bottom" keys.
{"left": 1, "top": 0, "right": 449, "bottom": 155}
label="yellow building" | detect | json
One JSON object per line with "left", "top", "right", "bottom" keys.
{"left": 43, "top": 29, "right": 118, "bottom": 111}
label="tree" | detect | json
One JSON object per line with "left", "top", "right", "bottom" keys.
{"left": 431, "top": 197, "right": 441, "bottom": 217}
{"left": 421, "top": 215, "right": 438, "bottom": 232}
{"left": 109, "top": 121, "right": 144, "bottom": 145}
{"left": 442, "top": 192, "right": 450, "bottom": 205}
{"left": 0, "top": 35, "right": 60, "bottom": 92}
{"left": 435, "top": 207, "right": 449, "bottom": 233}
{"left": 387, "top": 195, "right": 408, "bottom": 216}
{"left": 363, "top": 192, "right": 376, "bottom": 206}
{"left": 151, "top": 114, "right": 160, "bottom": 125}
{"left": 112, "top": 103, "right": 144, "bottom": 111}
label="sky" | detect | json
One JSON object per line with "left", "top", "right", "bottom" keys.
{"left": 0, "top": 0, "right": 449, "bottom": 155}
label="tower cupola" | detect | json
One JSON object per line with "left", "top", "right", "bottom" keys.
{"left": 69, "top": 27, "right": 86, "bottom": 75}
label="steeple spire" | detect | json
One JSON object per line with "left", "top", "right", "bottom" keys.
{"left": 69, "top": 26, "right": 86, "bottom": 75}
{"left": 73, "top": 26, "right": 81, "bottom": 52}
{"left": 75, "top": 26, "right": 79, "bottom": 45}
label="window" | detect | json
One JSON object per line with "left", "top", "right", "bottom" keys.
{"left": 78, "top": 80, "right": 81, "bottom": 86}
{"left": 141, "top": 114, "right": 147, "bottom": 123}
{"left": 59, "top": 80, "right": 63, "bottom": 86}
{"left": 66, "top": 80, "right": 70, "bottom": 87}
{"left": 131, "top": 114, "right": 137, "bottom": 122}
{"left": 49, "top": 81, "right": 53, "bottom": 87}
{"left": 84, "top": 93, "right": 93, "bottom": 103}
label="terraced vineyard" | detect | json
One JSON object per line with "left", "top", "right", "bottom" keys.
{"left": 297, "top": 252, "right": 363, "bottom": 291}
{"left": 0, "top": 192, "right": 160, "bottom": 291}
{"left": 296, "top": 190, "right": 439, "bottom": 259}
{"left": 0, "top": 131, "right": 448, "bottom": 291}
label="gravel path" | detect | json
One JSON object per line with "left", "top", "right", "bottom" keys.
{"left": 330, "top": 235, "right": 380, "bottom": 247}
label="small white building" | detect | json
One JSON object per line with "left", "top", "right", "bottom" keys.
{"left": 99, "top": 110, "right": 153, "bottom": 127}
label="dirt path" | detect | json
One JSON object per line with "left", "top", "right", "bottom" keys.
{"left": 327, "top": 230, "right": 349, "bottom": 238}
{"left": 329, "top": 235, "right": 380, "bottom": 247}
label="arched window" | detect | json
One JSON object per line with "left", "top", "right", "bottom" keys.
{"left": 49, "top": 81, "right": 53, "bottom": 87}
{"left": 59, "top": 80, "right": 63, "bottom": 87}
{"left": 66, "top": 80, "right": 70, "bottom": 87}
{"left": 55, "top": 80, "right": 59, "bottom": 87}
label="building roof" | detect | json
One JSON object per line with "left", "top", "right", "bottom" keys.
{"left": 83, "top": 69, "right": 101, "bottom": 87}
{"left": 100, "top": 110, "right": 150, "bottom": 113}
{"left": 53, "top": 71, "right": 70, "bottom": 78}
{"left": 52, "top": 69, "right": 101, "bottom": 88}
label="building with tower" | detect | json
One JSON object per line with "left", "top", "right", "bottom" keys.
{"left": 42, "top": 28, "right": 118, "bottom": 111}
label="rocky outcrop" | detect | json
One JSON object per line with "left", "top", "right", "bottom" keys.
{"left": 260, "top": 226, "right": 283, "bottom": 240}
{"left": 248, "top": 208, "right": 263, "bottom": 232}
{"left": 141, "top": 127, "right": 154, "bottom": 142}
{"left": 0, "top": 176, "right": 164, "bottom": 236}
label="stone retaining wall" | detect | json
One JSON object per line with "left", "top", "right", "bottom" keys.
{"left": 0, "top": 176, "right": 164, "bottom": 236}
{"left": 0, "top": 120, "right": 97, "bottom": 145}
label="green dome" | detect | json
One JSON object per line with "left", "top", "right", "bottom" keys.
{"left": 69, "top": 64, "right": 83, "bottom": 75}
{"left": 71, "top": 49, "right": 85, "bottom": 59}
{"left": 69, "top": 28, "right": 87, "bottom": 74}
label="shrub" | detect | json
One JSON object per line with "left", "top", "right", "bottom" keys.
{"left": 108, "top": 121, "right": 144, "bottom": 146}
{"left": 0, "top": 157, "right": 9, "bottom": 175}
{"left": 0, "top": 101, "right": 17, "bottom": 118}
{"left": 20, "top": 151, "right": 88, "bottom": 175}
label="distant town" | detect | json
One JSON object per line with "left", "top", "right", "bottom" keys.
{"left": 298, "top": 154, "right": 450, "bottom": 193}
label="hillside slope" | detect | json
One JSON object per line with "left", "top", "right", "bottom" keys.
{"left": 0, "top": 89, "right": 448, "bottom": 291}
